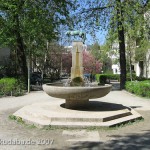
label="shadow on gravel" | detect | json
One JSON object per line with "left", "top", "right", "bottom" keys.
{"left": 60, "top": 101, "right": 130, "bottom": 112}
{"left": 45, "top": 131, "right": 150, "bottom": 150}
{"left": 130, "top": 106, "right": 142, "bottom": 109}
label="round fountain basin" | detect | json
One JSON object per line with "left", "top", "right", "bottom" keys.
{"left": 43, "top": 83, "right": 112, "bottom": 101}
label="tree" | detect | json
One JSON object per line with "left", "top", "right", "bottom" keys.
{"left": 74, "top": 0, "right": 150, "bottom": 89}
{"left": 90, "top": 42, "right": 112, "bottom": 73}
{"left": 62, "top": 52, "right": 72, "bottom": 74}
{"left": 0, "top": 0, "right": 75, "bottom": 82}
{"left": 116, "top": 0, "right": 126, "bottom": 89}
{"left": 83, "top": 50, "right": 102, "bottom": 74}
{"left": 90, "top": 42, "right": 101, "bottom": 60}
{"left": 32, "top": 42, "right": 64, "bottom": 81}
{"left": 116, "top": 1, "right": 150, "bottom": 79}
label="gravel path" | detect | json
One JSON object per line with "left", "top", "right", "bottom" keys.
{"left": 0, "top": 91, "right": 150, "bottom": 150}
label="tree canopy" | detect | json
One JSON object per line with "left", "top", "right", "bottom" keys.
{"left": 0, "top": 0, "right": 75, "bottom": 81}
{"left": 72, "top": 0, "right": 150, "bottom": 89}
{"left": 0, "top": 0, "right": 150, "bottom": 88}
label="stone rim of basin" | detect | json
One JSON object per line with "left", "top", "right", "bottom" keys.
{"left": 43, "top": 83, "right": 112, "bottom": 88}
{"left": 43, "top": 83, "right": 112, "bottom": 109}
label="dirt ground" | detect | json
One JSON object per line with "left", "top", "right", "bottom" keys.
{"left": 0, "top": 90, "right": 150, "bottom": 150}
{"left": 0, "top": 108, "right": 150, "bottom": 150}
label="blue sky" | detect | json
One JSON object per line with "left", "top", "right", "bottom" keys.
{"left": 86, "top": 30, "right": 107, "bottom": 45}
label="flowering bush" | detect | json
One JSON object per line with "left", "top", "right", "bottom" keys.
{"left": 62, "top": 51, "right": 102, "bottom": 75}
{"left": 83, "top": 51, "right": 102, "bottom": 74}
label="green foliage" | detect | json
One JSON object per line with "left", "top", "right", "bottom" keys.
{"left": 135, "top": 39, "right": 150, "bottom": 62}
{"left": 9, "top": 115, "right": 17, "bottom": 120}
{"left": 17, "top": 117, "right": 25, "bottom": 124}
{"left": 96, "top": 74, "right": 120, "bottom": 83}
{"left": 136, "top": 76, "right": 150, "bottom": 81}
{"left": 0, "top": 78, "right": 16, "bottom": 95}
{"left": 125, "top": 81, "right": 150, "bottom": 98}
{"left": 95, "top": 74, "right": 101, "bottom": 82}
{"left": 99, "top": 75, "right": 107, "bottom": 85}
{"left": 0, "top": 0, "right": 74, "bottom": 46}
{"left": 91, "top": 42, "right": 112, "bottom": 74}
{"left": 9, "top": 115, "right": 37, "bottom": 129}
{"left": 90, "top": 42, "right": 101, "bottom": 60}
{"left": 0, "top": 78, "right": 26, "bottom": 97}
{"left": 0, "top": 0, "right": 75, "bottom": 81}
{"left": 106, "top": 74, "right": 120, "bottom": 80}
{"left": 97, "top": 72, "right": 150, "bottom": 82}
{"left": 126, "top": 73, "right": 136, "bottom": 81}
{"left": 126, "top": 73, "right": 150, "bottom": 81}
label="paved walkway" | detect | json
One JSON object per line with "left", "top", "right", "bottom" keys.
{"left": 0, "top": 90, "right": 150, "bottom": 149}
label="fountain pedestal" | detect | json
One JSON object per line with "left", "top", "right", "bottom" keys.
{"left": 65, "top": 99, "right": 88, "bottom": 109}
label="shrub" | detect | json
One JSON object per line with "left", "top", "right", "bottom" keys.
{"left": 125, "top": 80, "right": 150, "bottom": 98}
{"left": 95, "top": 74, "right": 120, "bottom": 83}
{"left": 0, "top": 78, "right": 17, "bottom": 95}
{"left": 0, "top": 78, "right": 26, "bottom": 97}
{"left": 126, "top": 73, "right": 136, "bottom": 81}
{"left": 107, "top": 74, "right": 120, "bottom": 81}
{"left": 135, "top": 76, "right": 150, "bottom": 81}
{"left": 99, "top": 75, "right": 107, "bottom": 85}
{"left": 95, "top": 74, "right": 101, "bottom": 82}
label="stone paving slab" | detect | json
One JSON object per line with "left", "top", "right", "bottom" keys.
{"left": 62, "top": 130, "right": 100, "bottom": 142}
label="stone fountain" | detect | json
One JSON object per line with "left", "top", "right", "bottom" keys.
{"left": 43, "top": 41, "right": 112, "bottom": 109}
{"left": 13, "top": 32, "right": 142, "bottom": 128}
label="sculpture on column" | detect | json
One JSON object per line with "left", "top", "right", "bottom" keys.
{"left": 65, "top": 30, "right": 86, "bottom": 43}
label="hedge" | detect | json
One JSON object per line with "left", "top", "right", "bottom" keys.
{"left": 95, "top": 74, "right": 120, "bottom": 83}
{"left": 98, "top": 75, "right": 107, "bottom": 85}
{"left": 125, "top": 80, "right": 150, "bottom": 98}
{"left": 0, "top": 78, "right": 26, "bottom": 97}
{"left": 95, "top": 73, "right": 149, "bottom": 83}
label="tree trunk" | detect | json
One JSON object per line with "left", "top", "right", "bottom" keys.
{"left": 139, "top": 61, "right": 144, "bottom": 77}
{"left": 16, "top": 32, "right": 28, "bottom": 82}
{"left": 116, "top": 0, "right": 126, "bottom": 89}
{"left": 14, "top": 14, "right": 28, "bottom": 82}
